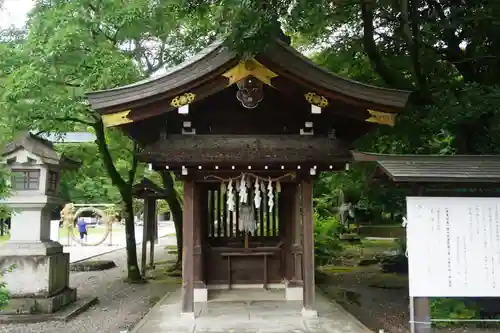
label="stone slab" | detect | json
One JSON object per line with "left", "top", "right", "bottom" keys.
{"left": 0, "top": 240, "right": 63, "bottom": 256}
{"left": 0, "top": 252, "right": 70, "bottom": 297}
{"left": 129, "top": 288, "right": 372, "bottom": 333}
{"left": 1, "top": 287, "right": 77, "bottom": 315}
{"left": 0, "top": 296, "right": 98, "bottom": 324}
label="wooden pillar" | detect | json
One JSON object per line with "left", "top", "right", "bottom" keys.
{"left": 141, "top": 196, "right": 155, "bottom": 276}
{"left": 147, "top": 198, "right": 157, "bottom": 268}
{"left": 411, "top": 297, "right": 431, "bottom": 333}
{"left": 193, "top": 184, "right": 204, "bottom": 284}
{"left": 153, "top": 206, "right": 159, "bottom": 245}
{"left": 291, "top": 183, "right": 303, "bottom": 283}
{"left": 199, "top": 186, "right": 209, "bottom": 284}
{"left": 278, "top": 186, "right": 290, "bottom": 280}
{"left": 410, "top": 184, "right": 431, "bottom": 333}
{"left": 181, "top": 180, "right": 195, "bottom": 315}
{"left": 301, "top": 178, "right": 316, "bottom": 316}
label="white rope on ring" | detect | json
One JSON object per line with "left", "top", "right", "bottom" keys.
{"left": 68, "top": 206, "right": 113, "bottom": 246}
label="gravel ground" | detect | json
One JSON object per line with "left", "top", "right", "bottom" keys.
{"left": 3, "top": 236, "right": 179, "bottom": 333}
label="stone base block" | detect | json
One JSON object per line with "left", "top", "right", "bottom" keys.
{"left": 301, "top": 307, "right": 318, "bottom": 318}
{"left": 285, "top": 286, "right": 303, "bottom": 301}
{"left": 1, "top": 288, "right": 77, "bottom": 315}
{"left": 180, "top": 312, "right": 196, "bottom": 320}
{"left": 0, "top": 252, "right": 70, "bottom": 297}
{"left": 0, "top": 240, "right": 63, "bottom": 256}
{"left": 194, "top": 288, "right": 208, "bottom": 303}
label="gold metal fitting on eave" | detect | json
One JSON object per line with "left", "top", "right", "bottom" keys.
{"left": 171, "top": 92, "right": 196, "bottom": 108}
{"left": 102, "top": 110, "right": 133, "bottom": 127}
{"left": 304, "top": 92, "right": 329, "bottom": 108}
{"left": 222, "top": 58, "right": 278, "bottom": 87}
{"left": 366, "top": 109, "right": 396, "bottom": 126}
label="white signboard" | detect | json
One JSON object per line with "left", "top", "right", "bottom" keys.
{"left": 406, "top": 196, "right": 500, "bottom": 297}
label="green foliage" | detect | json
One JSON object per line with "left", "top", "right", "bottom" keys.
{"left": 0, "top": 0, "right": 204, "bottom": 281}
{"left": 0, "top": 265, "right": 15, "bottom": 310}
{"left": 430, "top": 298, "right": 479, "bottom": 327}
{"left": 314, "top": 213, "right": 342, "bottom": 266}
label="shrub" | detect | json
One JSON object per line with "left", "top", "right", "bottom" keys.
{"left": 314, "top": 213, "right": 343, "bottom": 266}
{"left": 431, "top": 298, "right": 479, "bottom": 327}
{"left": 0, "top": 267, "right": 11, "bottom": 310}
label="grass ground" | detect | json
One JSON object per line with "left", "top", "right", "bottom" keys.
{"left": 0, "top": 234, "right": 8, "bottom": 243}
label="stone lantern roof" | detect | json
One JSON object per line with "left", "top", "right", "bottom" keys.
{"left": 2, "top": 131, "right": 80, "bottom": 169}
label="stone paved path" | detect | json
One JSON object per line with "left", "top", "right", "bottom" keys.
{"left": 65, "top": 221, "right": 175, "bottom": 263}
{"left": 131, "top": 288, "right": 371, "bottom": 333}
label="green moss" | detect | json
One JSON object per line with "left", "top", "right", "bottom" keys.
{"left": 149, "top": 276, "right": 182, "bottom": 284}
{"left": 149, "top": 296, "right": 161, "bottom": 306}
{"left": 361, "top": 239, "right": 398, "bottom": 247}
{"left": 318, "top": 265, "right": 360, "bottom": 274}
{"left": 155, "top": 259, "right": 176, "bottom": 265}
{"left": 367, "top": 273, "right": 408, "bottom": 289}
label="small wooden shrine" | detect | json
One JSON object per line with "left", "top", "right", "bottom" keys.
{"left": 86, "top": 37, "right": 411, "bottom": 317}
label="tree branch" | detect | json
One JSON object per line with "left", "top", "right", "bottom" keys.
{"left": 400, "top": 0, "right": 427, "bottom": 91}
{"left": 51, "top": 80, "right": 82, "bottom": 88}
{"left": 360, "top": 0, "right": 412, "bottom": 89}
{"left": 128, "top": 142, "right": 140, "bottom": 185}
{"left": 31, "top": 115, "right": 95, "bottom": 126}
{"left": 93, "top": 118, "right": 128, "bottom": 192}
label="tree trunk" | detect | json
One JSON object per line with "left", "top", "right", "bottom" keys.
{"left": 160, "top": 171, "right": 183, "bottom": 265}
{"left": 360, "top": 0, "right": 412, "bottom": 90}
{"left": 123, "top": 196, "right": 142, "bottom": 281}
{"left": 170, "top": 199, "right": 183, "bottom": 265}
{"left": 93, "top": 117, "right": 142, "bottom": 282}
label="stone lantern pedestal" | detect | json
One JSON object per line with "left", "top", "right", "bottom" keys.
{"left": 0, "top": 133, "right": 79, "bottom": 314}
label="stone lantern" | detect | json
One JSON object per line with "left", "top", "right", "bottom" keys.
{"left": 0, "top": 132, "right": 80, "bottom": 314}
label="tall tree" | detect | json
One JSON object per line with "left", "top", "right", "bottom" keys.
{"left": 173, "top": 0, "right": 500, "bottom": 218}
{"left": 0, "top": 0, "right": 214, "bottom": 280}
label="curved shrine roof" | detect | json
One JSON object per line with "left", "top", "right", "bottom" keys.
{"left": 86, "top": 39, "right": 411, "bottom": 113}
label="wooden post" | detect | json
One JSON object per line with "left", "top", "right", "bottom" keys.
{"left": 153, "top": 207, "right": 159, "bottom": 245}
{"left": 193, "top": 183, "right": 203, "bottom": 284}
{"left": 278, "top": 185, "right": 291, "bottom": 280}
{"left": 141, "top": 197, "right": 151, "bottom": 277}
{"left": 410, "top": 184, "right": 431, "bottom": 333}
{"left": 410, "top": 297, "right": 431, "bottom": 333}
{"left": 199, "top": 186, "right": 209, "bottom": 284}
{"left": 301, "top": 178, "right": 316, "bottom": 315}
{"left": 181, "top": 180, "right": 195, "bottom": 315}
{"left": 291, "top": 183, "right": 302, "bottom": 283}
{"left": 148, "top": 198, "right": 157, "bottom": 269}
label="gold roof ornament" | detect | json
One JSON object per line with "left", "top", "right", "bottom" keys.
{"left": 366, "top": 109, "right": 396, "bottom": 126}
{"left": 102, "top": 110, "right": 133, "bottom": 127}
{"left": 171, "top": 92, "right": 196, "bottom": 108}
{"left": 304, "top": 92, "right": 329, "bottom": 108}
{"left": 222, "top": 59, "right": 278, "bottom": 87}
